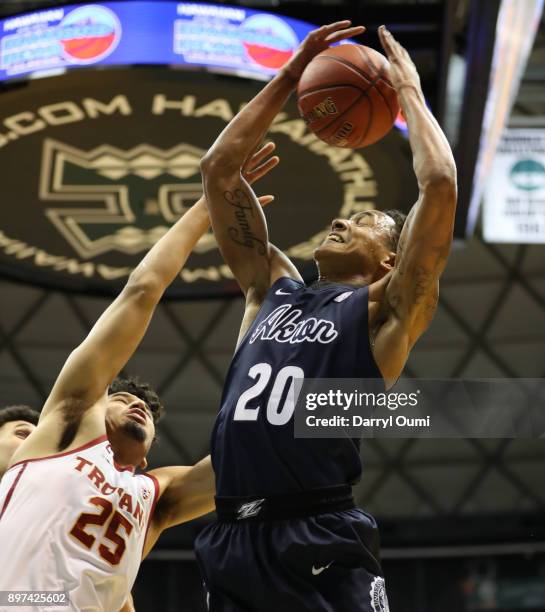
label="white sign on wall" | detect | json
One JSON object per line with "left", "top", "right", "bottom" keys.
{"left": 483, "top": 129, "right": 545, "bottom": 243}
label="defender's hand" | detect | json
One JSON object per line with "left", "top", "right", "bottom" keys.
{"left": 243, "top": 141, "right": 279, "bottom": 186}
{"left": 378, "top": 26, "right": 422, "bottom": 95}
{"left": 283, "top": 20, "right": 365, "bottom": 81}
{"left": 242, "top": 141, "right": 279, "bottom": 208}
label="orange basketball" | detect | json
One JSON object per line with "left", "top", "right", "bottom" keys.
{"left": 297, "top": 44, "right": 399, "bottom": 148}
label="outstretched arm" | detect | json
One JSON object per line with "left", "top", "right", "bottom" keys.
{"left": 201, "top": 21, "right": 364, "bottom": 301}
{"left": 40, "top": 199, "right": 210, "bottom": 422}
{"left": 143, "top": 456, "right": 215, "bottom": 557}
{"left": 378, "top": 26, "right": 457, "bottom": 344}
{"left": 41, "top": 146, "right": 279, "bottom": 423}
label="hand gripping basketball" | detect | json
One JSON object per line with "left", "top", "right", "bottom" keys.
{"left": 282, "top": 20, "right": 366, "bottom": 81}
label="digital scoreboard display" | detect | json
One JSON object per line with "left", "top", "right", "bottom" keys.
{"left": 0, "top": 2, "right": 316, "bottom": 81}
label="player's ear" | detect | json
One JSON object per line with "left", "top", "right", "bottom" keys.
{"left": 140, "top": 457, "right": 148, "bottom": 470}
{"left": 380, "top": 250, "right": 396, "bottom": 272}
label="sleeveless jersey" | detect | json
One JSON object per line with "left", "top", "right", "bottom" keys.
{"left": 212, "top": 277, "right": 383, "bottom": 497}
{"left": 0, "top": 436, "right": 158, "bottom": 612}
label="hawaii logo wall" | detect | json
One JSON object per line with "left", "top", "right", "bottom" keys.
{"left": 0, "top": 67, "right": 417, "bottom": 298}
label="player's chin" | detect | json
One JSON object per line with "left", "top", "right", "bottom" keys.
{"left": 120, "top": 419, "right": 148, "bottom": 444}
{"left": 314, "top": 241, "right": 344, "bottom": 259}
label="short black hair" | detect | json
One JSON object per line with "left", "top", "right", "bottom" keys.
{"left": 0, "top": 405, "right": 40, "bottom": 429}
{"left": 383, "top": 209, "right": 407, "bottom": 251}
{"left": 108, "top": 377, "right": 164, "bottom": 424}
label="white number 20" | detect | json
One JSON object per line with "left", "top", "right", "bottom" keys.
{"left": 233, "top": 363, "right": 304, "bottom": 425}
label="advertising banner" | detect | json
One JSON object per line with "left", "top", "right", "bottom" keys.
{"left": 0, "top": 2, "right": 316, "bottom": 81}
{"left": 483, "top": 129, "right": 545, "bottom": 243}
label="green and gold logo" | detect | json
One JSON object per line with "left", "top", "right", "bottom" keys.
{"left": 40, "top": 139, "right": 215, "bottom": 258}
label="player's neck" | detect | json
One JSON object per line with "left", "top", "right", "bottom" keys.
{"left": 317, "top": 271, "right": 371, "bottom": 287}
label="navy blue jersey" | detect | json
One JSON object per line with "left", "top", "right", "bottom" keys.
{"left": 211, "top": 276, "right": 383, "bottom": 497}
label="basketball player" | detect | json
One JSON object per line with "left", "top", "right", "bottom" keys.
{"left": 0, "top": 144, "right": 278, "bottom": 612}
{"left": 0, "top": 405, "right": 39, "bottom": 479}
{"left": 195, "top": 22, "right": 457, "bottom": 611}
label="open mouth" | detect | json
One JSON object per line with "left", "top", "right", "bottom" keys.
{"left": 326, "top": 232, "right": 345, "bottom": 244}
{"left": 127, "top": 409, "right": 147, "bottom": 426}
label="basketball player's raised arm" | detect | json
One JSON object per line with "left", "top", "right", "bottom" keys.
{"left": 40, "top": 202, "right": 210, "bottom": 420}
{"left": 378, "top": 26, "right": 457, "bottom": 341}
{"left": 42, "top": 147, "right": 278, "bottom": 419}
{"left": 201, "top": 21, "right": 365, "bottom": 300}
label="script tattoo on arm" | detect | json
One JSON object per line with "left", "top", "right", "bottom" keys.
{"left": 224, "top": 189, "right": 267, "bottom": 255}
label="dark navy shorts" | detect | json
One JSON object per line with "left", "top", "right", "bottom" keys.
{"left": 194, "top": 507, "right": 389, "bottom": 612}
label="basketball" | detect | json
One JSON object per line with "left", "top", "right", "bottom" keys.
{"left": 297, "top": 44, "right": 400, "bottom": 148}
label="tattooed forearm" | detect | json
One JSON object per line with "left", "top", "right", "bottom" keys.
{"left": 224, "top": 189, "right": 267, "bottom": 255}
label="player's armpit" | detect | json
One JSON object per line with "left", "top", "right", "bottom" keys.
{"left": 269, "top": 244, "right": 303, "bottom": 286}
{"left": 147, "top": 456, "right": 215, "bottom": 534}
